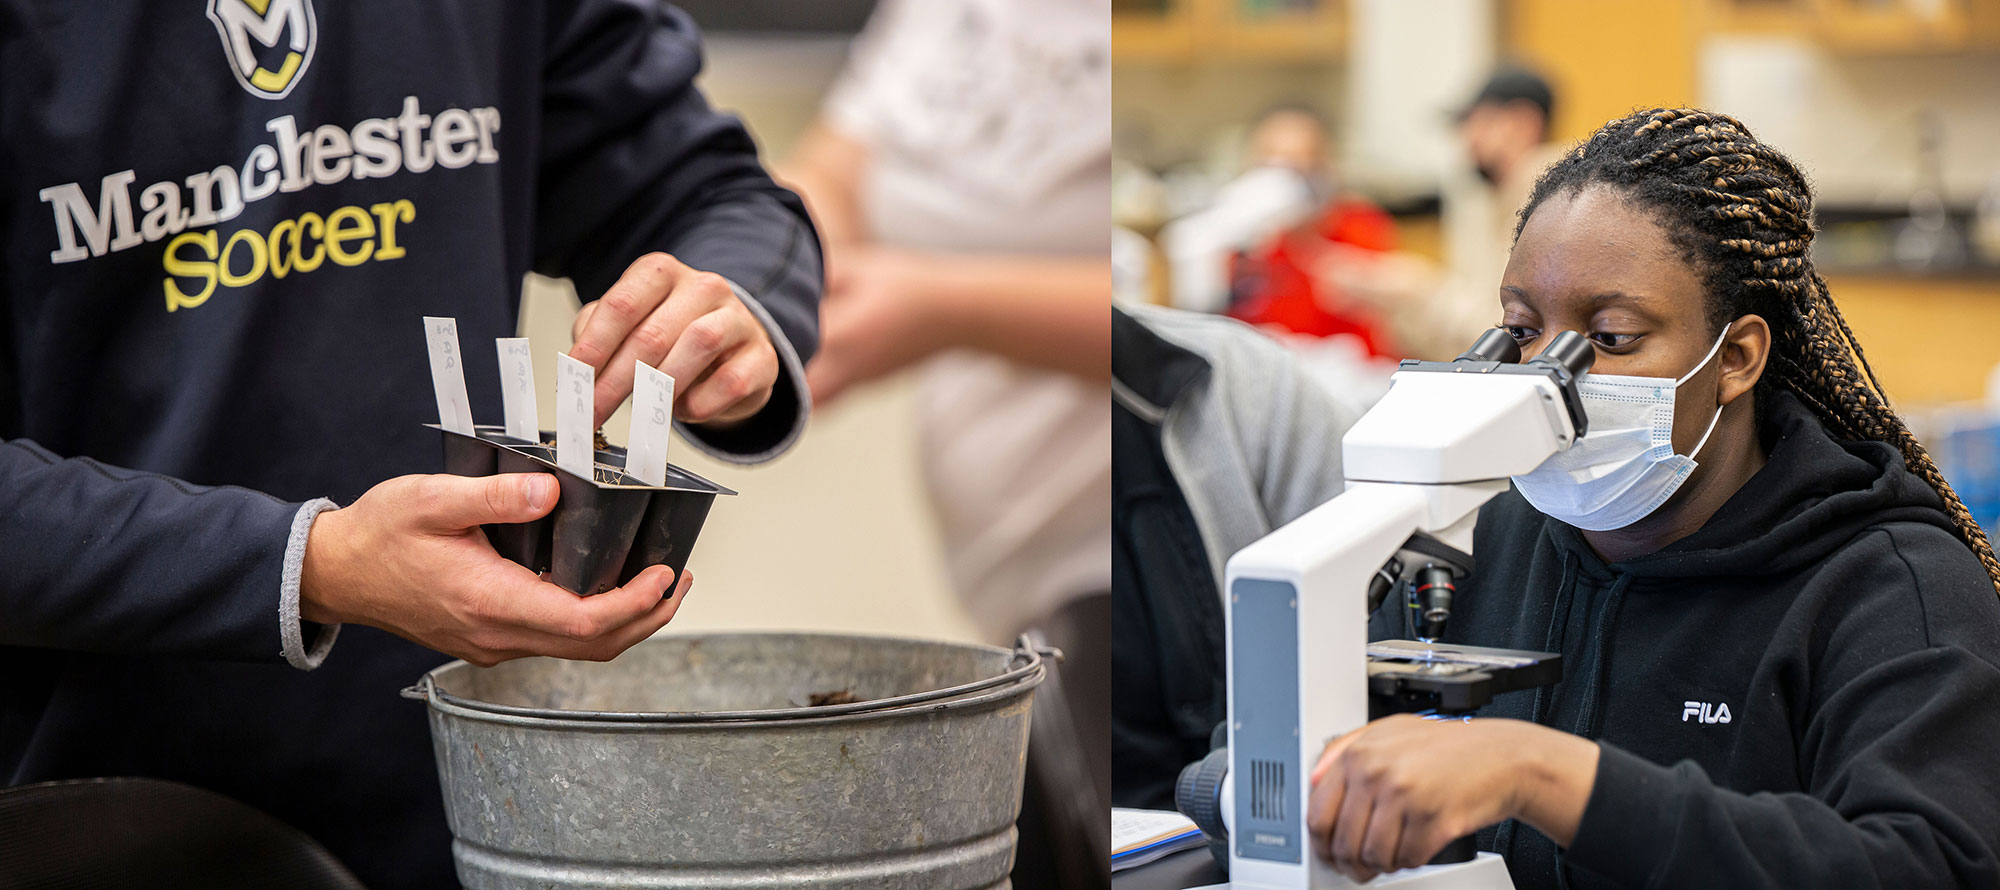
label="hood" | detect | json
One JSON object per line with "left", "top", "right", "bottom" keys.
{"left": 1546, "top": 389, "right": 1961, "bottom": 581}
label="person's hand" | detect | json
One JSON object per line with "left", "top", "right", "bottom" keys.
{"left": 569, "top": 252, "right": 778, "bottom": 429}
{"left": 1306, "top": 242, "right": 1436, "bottom": 311}
{"left": 299, "top": 472, "right": 694, "bottom": 666}
{"left": 1306, "top": 715, "right": 1598, "bottom": 882}
{"left": 806, "top": 246, "right": 956, "bottom": 407}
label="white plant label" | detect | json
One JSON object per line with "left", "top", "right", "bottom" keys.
{"left": 497, "top": 338, "right": 539, "bottom": 442}
{"left": 625, "top": 361, "right": 675, "bottom": 486}
{"left": 423, "top": 317, "right": 474, "bottom": 435}
{"left": 556, "top": 352, "right": 595, "bottom": 480}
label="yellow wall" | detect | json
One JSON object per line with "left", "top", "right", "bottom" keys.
{"left": 1823, "top": 274, "right": 2000, "bottom": 406}
{"left": 1505, "top": 0, "right": 1699, "bottom": 143}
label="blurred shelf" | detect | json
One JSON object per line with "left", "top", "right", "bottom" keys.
{"left": 1113, "top": 0, "right": 1344, "bottom": 64}
{"left": 1215, "top": 0, "right": 1345, "bottom": 59}
{"left": 1113, "top": 10, "right": 1200, "bottom": 63}
{"left": 1701, "top": 0, "right": 2000, "bottom": 51}
{"left": 1700, "top": 0, "right": 1821, "bottom": 34}
{"left": 1816, "top": 0, "right": 1975, "bottom": 51}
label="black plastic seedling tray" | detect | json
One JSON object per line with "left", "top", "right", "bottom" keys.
{"left": 430, "top": 424, "right": 735, "bottom": 596}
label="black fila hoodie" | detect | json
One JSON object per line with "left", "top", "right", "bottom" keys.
{"left": 1384, "top": 390, "right": 2000, "bottom": 888}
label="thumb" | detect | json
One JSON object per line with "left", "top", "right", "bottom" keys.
{"left": 1310, "top": 726, "right": 1364, "bottom": 786}
{"left": 418, "top": 472, "right": 558, "bottom": 531}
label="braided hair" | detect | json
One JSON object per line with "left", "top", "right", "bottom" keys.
{"left": 1516, "top": 107, "right": 2000, "bottom": 594}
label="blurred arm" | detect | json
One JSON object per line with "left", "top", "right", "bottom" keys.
{"left": 918, "top": 253, "right": 1111, "bottom": 379}
{"left": 778, "top": 121, "right": 870, "bottom": 249}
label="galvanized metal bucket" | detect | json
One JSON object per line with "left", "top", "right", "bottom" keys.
{"left": 402, "top": 633, "right": 1054, "bottom": 890}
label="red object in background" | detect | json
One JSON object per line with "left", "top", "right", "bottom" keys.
{"left": 1226, "top": 196, "right": 1400, "bottom": 357}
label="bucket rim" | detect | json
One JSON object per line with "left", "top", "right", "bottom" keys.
{"left": 403, "top": 632, "right": 1057, "bottom": 728}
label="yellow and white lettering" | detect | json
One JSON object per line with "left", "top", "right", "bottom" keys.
{"left": 433, "top": 108, "right": 478, "bottom": 169}
{"left": 470, "top": 107, "right": 502, "bottom": 164}
{"left": 241, "top": 143, "right": 282, "bottom": 203}
{"left": 369, "top": 199, "right": 415, "bottom": 261}
{"left": 351, "top": 118, "right": 402, "bottom": 180}
{"left": 40, "top": 171, "right": 141, "bottom": 263}
{"left": 311, "top": 123, "right": 353, "bottom": 184}
{"left": 139, "top": 180, "right": 190, "bottom": 243}
{"left": 163, "top": 230, "right": 219, "bottom": 312}
{"left": 218, "top": 227, "right": 269, "bottom": 288}
{"left": 324, "top": 205, "right": 375, "bottom": 266}
{"left": 184, "top": 165, "right": 244, "bottom": 227}
{"left": 398, "top": 96, "right": 435, "bottom": 174}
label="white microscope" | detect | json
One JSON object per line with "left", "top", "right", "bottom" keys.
{"left": 1175, "top": 329, "right": 1597, "bottom": 890}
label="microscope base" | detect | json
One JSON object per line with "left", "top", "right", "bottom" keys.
{"left": 1192, "top": 852, "right": 1515, "bottom": 890}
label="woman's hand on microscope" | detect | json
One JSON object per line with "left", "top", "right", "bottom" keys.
{"left": 299, "top": 472, "right": 695, "bottom": 666}
{"left": 571, "top": 252, "right": 780, "bottom": 429}
{"left": 1305, "top": 714, "right": 1599, "bottom": 883}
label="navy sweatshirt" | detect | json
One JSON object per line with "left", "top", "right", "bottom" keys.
{"left": 0, "top": 3, "right": 820, "bottom": 889}
{"left": 1379, "top": 390, "right": 2000, "bottom": 888}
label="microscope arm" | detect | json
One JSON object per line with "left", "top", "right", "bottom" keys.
{"left": 1210, "top": 330, "right": 1594, "bottom": 890}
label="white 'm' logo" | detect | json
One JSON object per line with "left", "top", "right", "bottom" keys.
{"left": 206, "top": 0, "right": 317, "bottom": 100}
{"left": 1682, "top": 700, "right": 1732, "bottom": 724}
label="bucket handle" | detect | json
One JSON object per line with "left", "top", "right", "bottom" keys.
{"left": 399, "top": 678, "right": 433, "bottom": 702}
{"left": 1015, "top": 633, "right": 1064, "bottom": 666}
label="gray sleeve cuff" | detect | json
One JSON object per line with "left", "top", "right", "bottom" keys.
{"left": 280, "top": 498, "right": 342, "bottom": 670}
{"left": 671, "top": 278, "right": 811, "bottom": 465}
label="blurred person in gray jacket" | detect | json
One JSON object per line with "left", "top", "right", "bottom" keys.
{"left": 1112, "top": 304, "right": 1352, "bottom": 808}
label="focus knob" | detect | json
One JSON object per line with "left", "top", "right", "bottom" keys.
{"left": 1176, "top": 747, "right": 1230, "bottom": 857}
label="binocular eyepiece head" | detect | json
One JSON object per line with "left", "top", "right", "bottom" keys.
{"left": 1454, "top": 328, "right": 1595, "bottom": 379}
{"left": 1530, "top": 330, "right": 1596, "bottom": 379}
{"left": 1454, "top": 328, "right": 1520, "bottom": 364}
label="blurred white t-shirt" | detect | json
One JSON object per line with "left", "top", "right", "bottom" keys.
{"left": 824, "top": 0, "right": 1111, "bottom": 641}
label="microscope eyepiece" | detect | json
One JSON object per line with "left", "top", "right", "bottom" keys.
{"left": 1529, "top": 329, "right": 1595, "bottom": 379}
{"left": 1454, "top": 328, "right": 1522, "bottom": 364}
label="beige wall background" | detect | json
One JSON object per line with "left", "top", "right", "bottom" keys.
{"left": 516, "top": 36, "right": 983, "bottom": 645}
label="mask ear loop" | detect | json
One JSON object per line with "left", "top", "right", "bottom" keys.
{"left": 1680, "top": 322, "right": 1737, "bottom": 461}
{"left": 1686, "top": 401, "right": 1727, "bottom": 462}
{"left": 1675, "top": 324, "right": 1734, "bottom": 387}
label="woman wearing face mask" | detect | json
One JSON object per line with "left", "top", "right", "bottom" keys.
{"left": 1307, "top": 108, "right": 2000, "bottom": 889}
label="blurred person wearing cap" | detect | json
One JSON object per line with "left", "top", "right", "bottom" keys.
{"left": 1304, "top": 65, "right": 1567, "bottom": 360}
{"left": 777, "top": 1, "right": 1111, "bottom": 886}
{"left": 1432, "top": 65, "right": 1568, "bottom": 354}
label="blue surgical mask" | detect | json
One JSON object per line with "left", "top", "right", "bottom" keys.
{"left": 1510, "top": 329, "right": 1731, "bottom": 531}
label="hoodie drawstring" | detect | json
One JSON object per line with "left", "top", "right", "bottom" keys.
{"left": 1552, "top": 571, "right": 1632, "bottom": 890}
{"left": 1531, "top": 550, "right": 1580, "bottom": 727}
{"left": 1577, "top": 573, "right": 1631, "bottom": 740}
{"left": 1493, "top": 550, "right": 1580, "bottom": 864}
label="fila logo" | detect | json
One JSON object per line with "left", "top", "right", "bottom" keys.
{"left": 207, "top": 0, "right": 318, "bottom": 100}
{"left": 1682, "top": 700, "right": 1732, "bottom": 724}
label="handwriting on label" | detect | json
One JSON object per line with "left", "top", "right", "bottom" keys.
{"left": 555, "top": 353, "right": 594, "bottom": 480}
{"left": 625, "top": 362, "right": 675, "bottom": 486}
{"left": 496, "top": 338, "right": 538, "bottom": 443}
{"left": 423, "top": 317, "right": 474, "bottom": 435}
